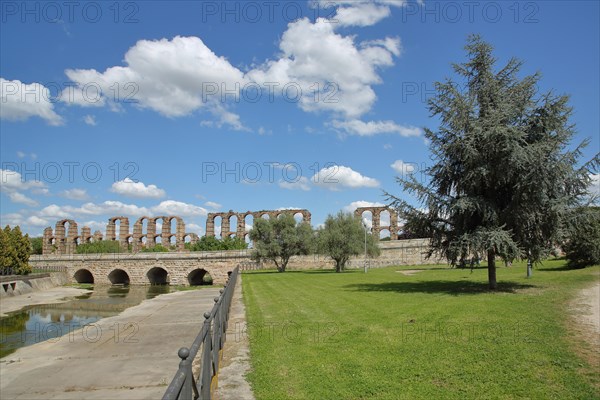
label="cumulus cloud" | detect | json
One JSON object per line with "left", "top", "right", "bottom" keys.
{"left": 279, "top": 176, "right": 311, "bottom": 191}
{"left": 8, "top": 192, "right": 38, "bottom": 207}
{"left": 312, "top": 165, "right": 379, "bottom": 190}
{"left": 151, "top": 200, "right": 208, "bottom": 217}
{"left": 60, "top": 188, "right": 90, "bottom": 201}
{"left": 0, "top": 78, "right": 64, "bottom": 126}
{"left": 343, "top": 200, "right": 385, "bottom": 213}
{"left": 331, "top": 119, "right": 421, "bottom": 137}
{"left": 110, "top": 178, "right": 166, "bottom": 199}
{"left": 1, "top": 169, "right": 46, "bottom": 206}
{"left": 63, "top": 36, "right": 248, "bottom": 130}
{"left": 247, "top": 18, "right": 401, "bottom": 119}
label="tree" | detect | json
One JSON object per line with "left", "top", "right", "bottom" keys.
{"left": 1, "top": 225, "right": 32, "bottom": 275}
{"left": 317, "top": 212, "right": 380, "bottom": 272}
{"left": 29, "top": 237, "right": 43, "bottom": 255}
{"left": 186, "top": 235, "right": 248, "bottom": 251}
{"left": 387, "top": 35, "right": 599, "bottom": 289}
{"left": 249, "top": 214, "right": 313, "bottom": 272}
{"left": 564, "top": 207, "right": 600, "bottom": 267}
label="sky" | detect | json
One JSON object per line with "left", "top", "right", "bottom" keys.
{"left": 1, "top": 0, "right": 599, "bottom": 239}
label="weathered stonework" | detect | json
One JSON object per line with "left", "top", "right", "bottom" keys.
{"left": 42, "top": 215, "right": 194, "bottom": 255}
{"left": 355, "top": 206, "right": 399, "bottom": 240}
{"left": 206, "top": 209, "right": 311, "bottom": 239}
{"left": 30, "top": 239, "right": 442, "bottom": 286}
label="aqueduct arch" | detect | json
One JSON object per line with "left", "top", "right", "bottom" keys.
{"left": 206, "top": 209, "right": 311, "bottom": 238}
{"left": 354, "top": 206, "right": 399, "bottom": 240}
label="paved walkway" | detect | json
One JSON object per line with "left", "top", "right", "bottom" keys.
{"left": 213, "top": 275, "right": 255, "bottom": 400}
{"left": 0, "top": 288, "right": 220, "bottom": 399}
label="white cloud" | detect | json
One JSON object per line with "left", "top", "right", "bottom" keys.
{"left": 205, "top": 201, "right": 222, "bottom": 210}
{"left": 247, "top": 18, "right": 401, "bottom": 119}
{"left": 0, "top": 169, "right": 46, "bottom": 192}
{"left": 391, "top": 160, "right": 417, "bottom": 175}
{"left": 60, "top": 188, "right": 90, "bottom": 201}
{"left": 279, "top": 176, "right": 311, "bottom": 191}
{"left": 383, "top": 144, "right": 393, "bottom": 150}
{"left": 0, "top": 78, "right": 64, "bottom": 125}
{"left": 26, "top": 215, "right": 49, "bottom": 226}
{"left": 151, "top": 201, "right": 207, "bottom": 217}
{"left": 332, "top": 3, "right": 392, "bottom": 27}
{"left": 81, "top": 220, "right": 107, "bottom": 232}
{"left": 83, "top": 114, "right": 97, "bottom": 126}
{"left": 63, "top": 36, "right": 248, "bottom": 130}
{"left": 331, "top": 119, "right": 422, "bottom": 137}
{"left": 312, "top": 165, "right": 379, "bottom": 190}
{"left": 186, "top": 223, "right": 203, "bottom": 234}
{"left": 110, "top": 178, "right": 166, "bottom": 199}
{"left": 17, "top": 151, "right": 26, "bottom": 158}
{"left": 343, "top": 200, "right": 385, "bottom": 213}
{"left": 8, "top": 192, "right": 38, "bottom": 207}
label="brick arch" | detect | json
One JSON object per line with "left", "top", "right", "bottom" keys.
{"left": 354, "top": 206, "right": 399, "bottom": 241}
{"left": 106, "top": 217, "right": 130, "bottom": 250}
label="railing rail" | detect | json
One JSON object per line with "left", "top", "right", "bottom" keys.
{"left": 163, "top": 266, "right": 239, "bottom": 400}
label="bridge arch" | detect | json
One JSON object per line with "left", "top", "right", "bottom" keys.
{"left": 108, "top": 268, "right": 130, "bottom": 285}
{"left": 147, "top": 267, "right": 169, "bottom": 285}
{"left": 73, "top": 268, "right": 94, "bottom": 284}
{"left": 187, "top": 268, "right": 213, "bottom": 286}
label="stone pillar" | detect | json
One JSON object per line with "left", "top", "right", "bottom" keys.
{"left": 54, "top": 221, "right": 66, "bottom": 255}
{"left": 303, "top": 210, "right": 312, "bottom": 225}
{"left": 118, "top": 217, "right": 129, "bottom": 250}
{"left": 236, "top": 213, "right": 245, "bottom": 239}
{"left": 372, "top": 210, "right": 381, "bottom": 240}
{"left": 133, "top": 218, "right": 143, "bottom": 252}
{"left": 93, "top": 230, "right": 103, "bottom": 242}
{"left": 66, "top": 221, "right": 78, "bottom": 254}
{"left": 161, "top": 217, "right": 171, "bottom": 247}
{"left": 176, "top": 217, "right": 186, "bottom": 251}
{"left": 81, "top": 226, "right": 92, "bottom": 244}
{"left": 222, "top": 213, "right": 231, "bottom": 238}
{"left": 42, "top": 227, "right": 54, "bottom": 255}
{"left": 390, "top": 209, "right": 399, "bottom": 240}
{"left": 106, "top": 219, "right": 116, "bottom": 241}
{"left": 147, "top": 219, "right": 157, "bottom": 247}
{"left": 206, "top": 214, "right": 215, "bottom": 237}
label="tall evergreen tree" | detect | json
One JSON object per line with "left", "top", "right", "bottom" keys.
{"left": 387, "top": 35, "right": 599, "bottom": 289}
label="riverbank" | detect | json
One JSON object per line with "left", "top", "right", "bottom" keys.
{"left": 0, "top": 287, "right": 221, "bottom": 399}
{"left": 0, "top": 286, "right": 92, "bottom": 317}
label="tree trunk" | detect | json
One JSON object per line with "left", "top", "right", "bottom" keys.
{"left": 335, "top": 260, "right": 342, "bottom": 273}
{"left": 487, "top": 249, "right": 497, "bottom": 290}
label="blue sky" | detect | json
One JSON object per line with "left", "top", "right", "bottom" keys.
{"left": 1, "top": 0, "right": 599, "bottom": 238}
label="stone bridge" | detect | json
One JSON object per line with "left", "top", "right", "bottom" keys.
{"left": 29, "top": 251, "right": 252, "bottom": 286}
{"left": 29, "top": 240, "right": 440, "bottom": 286}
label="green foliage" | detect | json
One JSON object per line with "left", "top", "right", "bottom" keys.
{"left": 140, "top": 244, "right": 170, "bottom": 252}
{"left": 29, "top": 236, "right": 43, "bottom": 255}
{"left": 316, "top": 211, "right": 380, "bottom": 272}
{"left": 564, "top": 207, "right": 600, "bottom": 267}
{"left": 185, "top": 235, "right": 248, "bottom": 251}
{"left": 387, "top": 35, "right": 599, "bottom": 289}
{"left": 1, "top": 225, "right": 32, "bottom": 274}
{"left": 249, "top": 214, "right": 313, "bottom": 272}
{"left": 75, "top": 240, "right": 125, "bottom": 254}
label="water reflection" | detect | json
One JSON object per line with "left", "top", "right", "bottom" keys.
{"left": 0, "top": 285, "right": 173, "bottom": 358}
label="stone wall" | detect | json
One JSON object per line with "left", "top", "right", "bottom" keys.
{"left": 30, "top": 239, "right": 443, "bottom": 286}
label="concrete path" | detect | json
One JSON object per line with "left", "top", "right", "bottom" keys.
{"left": 213, "top": 275, "right": 255, "bottom": 400}
{"left": 0, "top": 286, "right": 92, "bottom": 317}
{"left": 0, "top": 287, "right": 221, "bottom": 399}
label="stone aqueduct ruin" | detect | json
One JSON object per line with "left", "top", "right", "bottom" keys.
{"left": 41, "top": 207, "right": 398, "bottom": 255}
{"left": 205, "top": 209, "right": 312, "bottom": 239}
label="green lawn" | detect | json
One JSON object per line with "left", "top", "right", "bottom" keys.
{"left": 242, "top": 260, "right": 599, "bottom": 399}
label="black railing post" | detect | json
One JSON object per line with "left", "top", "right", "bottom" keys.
{"left": 200, "top": 311, "right": 212, "bottom": 399}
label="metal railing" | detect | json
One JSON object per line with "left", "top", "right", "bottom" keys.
{"left": 163, "top": 266, "right": 239, "bottom": 400}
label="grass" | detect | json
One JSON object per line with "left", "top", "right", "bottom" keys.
{"left": 242, "top": 260, "right": 599, "bottom": 399}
